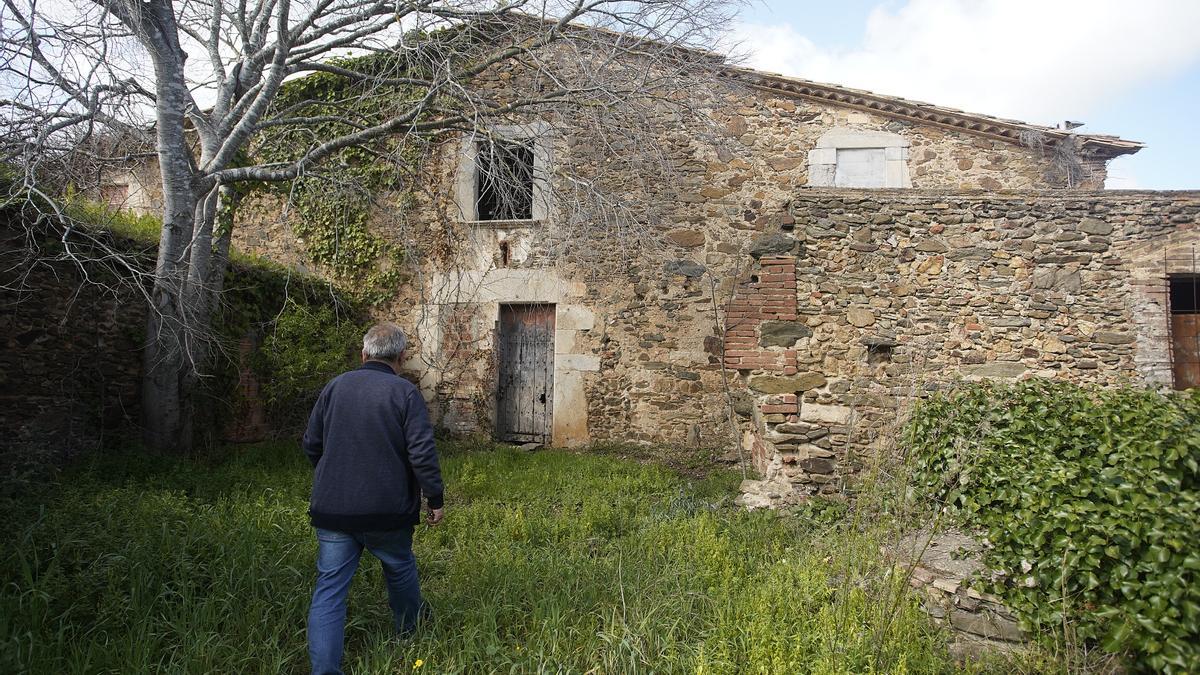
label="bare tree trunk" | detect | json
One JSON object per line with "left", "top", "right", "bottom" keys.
{"left": 184, "top": 185, "right": 236, "bottom": 449}
{"left": 140, "top": 25, "right": 199, "bottom": 453}
{"left": 140, "top": 188, "right": 196, "bottom": 453}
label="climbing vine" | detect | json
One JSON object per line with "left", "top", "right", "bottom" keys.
{"left": 253, "top": 298, "right": 365, "bottom": 428}
{"left": 906, "top": 381, "right": 1200, "bottom": 672}
{"left": 252, "top": 52, "right": 432, "bottom": 305}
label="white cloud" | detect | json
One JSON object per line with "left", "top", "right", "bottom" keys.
{"left": 730, "top": 0, "right": 1200, "bottom": 128}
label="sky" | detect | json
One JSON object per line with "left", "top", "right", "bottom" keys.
{"left": 727, "top": 0, "right": 1200, "bottom": 190}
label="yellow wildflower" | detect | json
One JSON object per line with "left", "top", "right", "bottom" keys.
{"left": 413, "top": 659, "right": 424, "bottom": 669}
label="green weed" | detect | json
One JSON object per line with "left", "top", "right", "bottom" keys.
{"left": 0, "top": 441, "right": 957, "bottom": 674}
{"left": 907, "top": 381, "right": 1200, "bottom": 673}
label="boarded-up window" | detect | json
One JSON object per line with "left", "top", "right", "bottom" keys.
{"left": 476, "top": 141, "right": 533, "bottom": 221}
{"left": 834, "top": 148, "right": 886, "bottom": 188}
{"left": 1170, "top": 275, "right": 1200, "bottom": 390}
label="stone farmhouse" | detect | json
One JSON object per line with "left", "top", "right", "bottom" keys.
{"left": 102, "top": 36, "right": 1200, "bottom": 503}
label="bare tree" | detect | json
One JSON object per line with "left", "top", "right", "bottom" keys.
{"left": 1, "top": 0, "right": 743, "bottom": 452}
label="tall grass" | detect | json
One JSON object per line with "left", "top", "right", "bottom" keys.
{"left": 0, "top": 441, "right": 957, "bottom": 673}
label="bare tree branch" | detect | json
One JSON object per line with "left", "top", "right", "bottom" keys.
{"left": 2, "top": 0, "right": 747, "bottom": 452}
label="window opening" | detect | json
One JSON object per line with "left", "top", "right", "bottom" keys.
{"left": 476, "top": 140, "right": 533, "bottom": 221}
{"left": 1171, "top": 276, "right": 1199, "bottom": 314}
{"left": 867, "top": 344, "right": 893, "bottom": 365}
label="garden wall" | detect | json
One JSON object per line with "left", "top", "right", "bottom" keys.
{"left": 0, "top": 221, "right": 146, "bottom": 461}
{"left": 0, "top": 211, "right": 352, "bottom": 462}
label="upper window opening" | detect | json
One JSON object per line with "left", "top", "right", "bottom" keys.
{"left": 835, "top": 148, "right": 886, "bottom": 188}
{"left": 1170, "top": 276, "right": 1199, "bottom": 314}
{"left": 476, "top": 140, "right": 533, "bottom": 221}
{"left": 807, "top": 128, "right": 911, "bottom": 189}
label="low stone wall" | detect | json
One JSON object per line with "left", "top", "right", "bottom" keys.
{"left": 895, "top": 530, "right": 1028, "bottom": 659}
{"left": 0, "top": 215, "right": 343, "bottom": 461}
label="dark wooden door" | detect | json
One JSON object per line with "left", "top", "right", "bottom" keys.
{"left": 1172, "top": 315, "right": 1200, "bottom": 389}
{"left": 1171, "top": 276, "right": 1199, "bottom": 390}
{"left": 496, "top": 304, "right": 554, "bottom": 443}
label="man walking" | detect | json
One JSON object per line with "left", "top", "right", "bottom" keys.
{"left": 301, "top": 322, "right": 444, "bottom": 675}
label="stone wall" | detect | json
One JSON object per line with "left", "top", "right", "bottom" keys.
{"left": 732, "top": 189, "right": 1200, "bottom": 502}
{"left": 218, "top": 121, "right": 1193, "bottom": 476}
{"left": 896, "top": 530, "right": 1028, "bottom": 659}
{"left": 0, "top": 212, "right": 344, "bottom": 461}
{"left": 333, "top": 188, "right": 1198, "bottom": 483}
{"left": 709, "top": 96, "right": 1092, "bottom": 192}
{"left": 404, "top": 75, "right": 1134, "bottom": 450}
{"left": 196, "top": 54, "right": 1156, "bottom": 458}
{"left": 0, "top": 223, "right": 146, "bottom": 461}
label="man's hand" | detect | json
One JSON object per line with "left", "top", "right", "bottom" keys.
{"left": 427, "top": 507, "right": 444, "bottom": 526}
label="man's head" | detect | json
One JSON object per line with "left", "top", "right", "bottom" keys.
{"left": 362, "top": 322, "right": 408, "bottom": 370}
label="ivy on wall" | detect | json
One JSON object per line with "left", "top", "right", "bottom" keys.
{"left": 253, "top": 299, "right": 364, "bottom": 429}
{"left": 906, "top": 380, "right": 1200, "bottom": 672}
{"left": 213, "top": 253, "right": 365, "bottom": 434}
{"left": 252, "top": 53, "right": 430, "bottom": 305}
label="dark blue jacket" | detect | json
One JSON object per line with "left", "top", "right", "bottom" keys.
{"left": 302, "top": 361, "right": 444, "bottom": 531}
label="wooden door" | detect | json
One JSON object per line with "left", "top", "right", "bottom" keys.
{"left": 496, "top": 304, "right": 554, "bottom": 443}
{"left": 1171, "top": 276, "right": 1199, "bottom": 390}
{"left": 1172, "top": 315, "right": 1200, "bottom": 389}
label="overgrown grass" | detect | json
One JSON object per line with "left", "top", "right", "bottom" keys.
{"left": 0, "top": 441, "right": 959, "bottom": 673}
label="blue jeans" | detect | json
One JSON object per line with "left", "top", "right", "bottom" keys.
{"left": 307, "top": 526, "right": 425, "bottom": 675}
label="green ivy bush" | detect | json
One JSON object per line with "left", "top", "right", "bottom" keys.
{"left": 255, "top": 300, "right": 364, "bottom": 430}
{"left": 252, "top": 53, "right": 423, "bottom": 305}
{"left": 906, "top": 380, "right": 1200, "bottom": 672}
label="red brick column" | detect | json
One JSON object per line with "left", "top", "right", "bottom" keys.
{"left": 722, "top": 255, "right": 798, "bottom": 373}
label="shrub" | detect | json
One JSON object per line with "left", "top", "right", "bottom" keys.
{"left": 906, "top": 380, "right": 1200, "bottom": 672}
{"left": 256, "top": 300, "right": 364, "bottom": 428}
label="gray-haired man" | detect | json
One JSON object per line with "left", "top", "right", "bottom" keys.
{"left": 301, "top": 322, "right": 444, "bottom": 675}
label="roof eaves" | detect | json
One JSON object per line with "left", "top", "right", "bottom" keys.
{"left": 722, "top": 66, "right": 1144, "bottom": 158}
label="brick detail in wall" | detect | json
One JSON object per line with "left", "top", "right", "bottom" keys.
{"left": 722, "top": 255, "right": 799, "bottom": 374}
{"left": 759, "top": 393, "right": 799, "bottom": 416}
{"left": 439, "top": 304, "right": 475, "bottom": 363}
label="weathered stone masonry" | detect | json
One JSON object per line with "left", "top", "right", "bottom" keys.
{"left": 220, "top": 171, "right": 1197, "bottom": 498}
{"left": 732, "top": 189, "right": 1200, "bottom": 505}
{"left": 0, "top": 224, "right": 145, "bottom": 459}
{"left": 121, "top": 52, "right": 1190, "bottom": 480}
